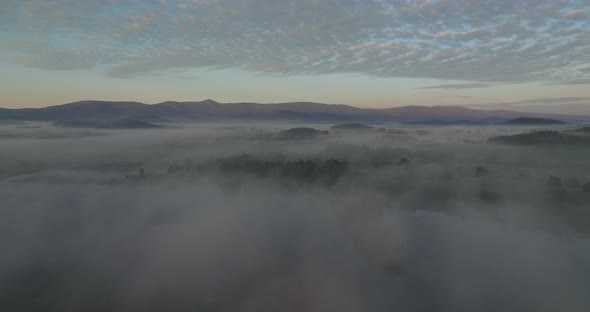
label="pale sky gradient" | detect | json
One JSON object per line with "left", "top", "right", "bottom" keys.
{"left": 1, "top": 0, "right": 589, "bottom": 114}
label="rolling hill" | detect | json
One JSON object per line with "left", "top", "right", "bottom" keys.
{"left": 330, "top": 123, "right": 374, "bottom": 130}
{"left": 1, "top": 100, "right": 588, "bottom": 123}
{"left": 500, "top": 117, "right": 568, "bottom": 125}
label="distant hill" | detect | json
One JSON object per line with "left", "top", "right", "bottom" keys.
{"left": 280, "top": 127, "right": 322, "bottom": 139}
{"left": 405, "top": 119, "right": 487, "bottom": 126}
{"left": 1, "top": 100, "right": 589, "bottom": 123}
{"left": 330, "top": 123, "right": 373, "bottom": 130}
{"left": 570, "top": 126, "right": 590, "bottom": 133}
{"left": 500, "top": 117, "right": 567, "bottom": 125}
{"left": 53, "top": 119, "right": 163, "bottom": 129}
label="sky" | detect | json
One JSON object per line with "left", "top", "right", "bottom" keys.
{"left": 0, "top": 0, "right": 589, "bottom": 113}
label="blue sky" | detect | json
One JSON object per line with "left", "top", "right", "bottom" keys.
{"left": 1, "top": 0, "right": 589, "bottom": 113}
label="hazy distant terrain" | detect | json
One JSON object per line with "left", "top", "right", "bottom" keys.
{"left": 1, "top": 100, "right": 589, "bottom": 123}
{"left": 1, "top": 121, "right": 589, "bottom": 312}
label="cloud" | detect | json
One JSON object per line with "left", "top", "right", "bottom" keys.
{"left": 565, "top": 8, "right": 589, "bottom": 20}
{"left": 174, "top": 76, "right": 200, "bottom": 80}
{"left": 13, "top": 51, "right": 99, "bottom": 71}
{"left": 418, "top": 83, "right": 491, "bottom": 89}
{"left": 517, "top": 97, "right": 590, "bottom": 105}
{"left": 470, "top": 97, "right": 590, "bottom": 107}
{"left": 544, "top": 79, "right": 590, "bottom": 85}
{"left": 0, "top": 0, "right": 589, "bottom": 84}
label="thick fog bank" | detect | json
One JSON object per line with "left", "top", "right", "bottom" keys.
{"left": 0, "top": 123, "right": 589, "bottom": 311}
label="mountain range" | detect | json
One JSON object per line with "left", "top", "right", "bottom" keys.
{"left": 1, "top": 100, "right": 588, "bottom": 123}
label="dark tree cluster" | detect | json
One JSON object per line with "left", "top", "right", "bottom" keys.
{"left": 278, "top": 127, "right": 322, "bottom": 139}
{"left": 547, "top": 176, "right": 562, "bottom": 188}
{"left": 124, "top": 167, "right": 146, "bottom": 179}
{"left": 537, "top": 175, "right": 590, "bottom": 201}
{"left": 567, "top": 126, "right": 590, "bottom": 133}
{"left": 544, "top": 176, "right": 590, "bottom": 194}
{"left": 376, "top": 128, "right": 408, "bottom": 134}
{"left": 216, "top": 154, "right": 348, "bottom": 184}
{"left": 167, "top": 159, "right": 202, "bottom": 175}
{"left": 330, "top": 123, "right": 373, "bottom": 131}
{"left": 398, "top": 157, "right": 410, "bottom": 166}
{"left": 490, "top": 130, "right": 590, "bottom": 145}
{"left": 475, "top": 166, "right": 489, "bottom": 177}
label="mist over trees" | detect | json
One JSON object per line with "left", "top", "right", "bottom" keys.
{"left": 0, "top": 122, "right": 590, "bottom": 312}
{"left": 490, "top": 130, "right": 590, "bottom": 145}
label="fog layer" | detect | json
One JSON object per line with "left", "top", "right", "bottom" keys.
{"left": 1, "top": 123, "right": 589, "bottom": 312}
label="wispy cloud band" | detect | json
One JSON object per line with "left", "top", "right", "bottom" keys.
{"left": 418, "top": 83, "right": 491, "bottom": 89}
{"left": 0, "top": 0, "right": 588, "bottom": 84}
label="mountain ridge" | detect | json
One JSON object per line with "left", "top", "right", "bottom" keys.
{"left": 1, "top": 100, "right": 588, "bottom": 123}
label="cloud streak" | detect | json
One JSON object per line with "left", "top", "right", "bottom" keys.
{"left": 0, "top": 0, "right": 589, "bottom": 84}
{"left": 418, "top": 83, "right": 491, "bottom": 89}
{"left": 489, "top": 97, "right": 590, "bottom": 106}
{"left": 545, "top": 79, "right": 590, "bottom": 86}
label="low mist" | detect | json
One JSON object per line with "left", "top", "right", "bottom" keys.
{"left": 1, "top": 122, "right": 589, "bottom": 312}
